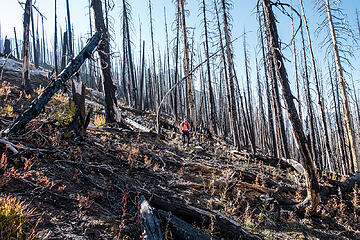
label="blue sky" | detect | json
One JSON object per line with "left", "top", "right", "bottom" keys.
{"left": 1, "top": 0, "right": 360, "bottom": 93}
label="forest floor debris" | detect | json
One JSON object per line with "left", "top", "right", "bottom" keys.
{"left": 0, "top": 63, "right": 360, "bottom": 239}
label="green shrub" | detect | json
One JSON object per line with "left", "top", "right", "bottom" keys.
{"left": 54, "top": 101, "right": 76, "bottom": 127}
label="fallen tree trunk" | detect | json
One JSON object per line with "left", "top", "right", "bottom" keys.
{"left": 140, "top": 195, "right": 163, "bottom": 240}
{"left": 124, "top": 117, "right": 152, "bottom": 133}
{"left": 3, "top": 32, "right": 101, "bottom": 135}
{"left": 144, "top": 193, "right": 262, "bottom": 240}
{"left": 326, "top": 171, "right": 360, "bottom": 194}
{"left": 339, "top": 171, "right": 360, "bottom": 193}
{"left": 157, "top": 209, "right": 212, "bottom": 240}
{"left": 232, "top": 150, "right": 305, "bottom": 175}
{"left": 87, "top": 126, "right": 156, "bottom": 138}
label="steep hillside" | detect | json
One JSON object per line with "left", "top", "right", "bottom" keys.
{"left": 0, "top": 58, "right": 359, "bottom": 240}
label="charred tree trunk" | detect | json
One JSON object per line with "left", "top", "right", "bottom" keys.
{"left": 4, "top": 32, "right": 101, "bottom": 135}
{"left": 41, "top": 16, "right": 46, "bottom": 64}
{"left": 30, "top": 5, "right": 38, "bottom": 68}
{"left": 268, "top": 55, "right": 288, "bottom": 159}
{"left": 300, "top": 0, "right": 333, "bottom": 172}
{"left": 329, "top": 67, "right": 347, "bottom": 175}
{"left": 202, "top": 0, "right": 217, "bottom": 136}
{"left": 256, "top": 56, "right": 268, "bottom": 151}
{"left": 326, "top": 0, "right": 358, "bottom": 172}
{"left": 88, "top": 0, "right": 95, "bottom": 89}
{"left": 139, "top": 41, "right": 145, "bottom": 110}
{"left": 66, "top": 0, "right": 73, "bottom": 57}
{"left": 290, "top": 0, "right": 302, "bottom": 124}
{"left": 61, "top": 31, "right": 68, "bottom": 71}
{"left": 122, "top": 0, "right": 137, "bottom": 108}
{"left": 54, "top": 0, "right": 58, "bottom": 75}
{"left": 3, "top": 38, "right": 11, "bottom": 56}
{"left": 220, "top": 0, "right": 240, "bottom": 149}
{"left": 91, "top": 0, "right": 120, "bottom": 123}
{"left": 180, "top": 0, "right": 196, "bottom": 125}
{"left": 148, "top": 0, "right": 157, "bottom": 111}
{"left": 164, "top": 8, "right": 174, "bottom": 117}
{"left": 72, "top": 76, "right": 91, "bottom": 136}
{"left": 300, "top": 25, "right": 319, "bottom": 169}
{"left": 243, "top": 32, "right": 256, "bottom": 153}
{"left": 258, "top": 11, "right": 276, "bottom": 156}
{"left": 22, "top": 0, "right": 33, "bottom": 95}
{"left": 14, "top": 28, "right": 20, "bottom": 59}
{"left": 261, "top": 0, "right": 320, "bottom": 212}
{"left": 173, "top": 0, "right": 181, "bottom": 121}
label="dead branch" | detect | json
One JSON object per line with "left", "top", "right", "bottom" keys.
{"left": 0, "top": 139, "right": 19, "bottom": 154}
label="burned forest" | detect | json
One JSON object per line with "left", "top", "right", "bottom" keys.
{"left": 1, "top": 0, "right": 360, "bottom": 239}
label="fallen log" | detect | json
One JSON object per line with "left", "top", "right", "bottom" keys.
{"left": 87, "top": 126, "right": 156, "bottom": 138}
{"left": 124, "top": 117, "right": 152, "bottom": 133}
{"left": 145, "top": 193, "right": 262, "bottom": 240}
{"left": 157, "top": 209, "right": 212, "bottom": 240}
{"left": 140, "top": 195, "right": 163, "bottom": 240}
{"left": 232, "top": 151, "right": 305, "bottom": 175}
{"left": 84, "top": 92, "right": 156, "bottom": 134}
{"left": 339, "top": 171, "right": 360, "bottom": 193}
{"left": 2, "top": 32, "right": 101, "bottom": 135}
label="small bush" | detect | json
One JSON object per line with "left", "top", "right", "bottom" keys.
{"left": 0, "top": 195, "right": 38, "bottom": 240}
{"left": 54, "top": 101, "right": 76, "bottom": 127}
{"left": 93, "top": 114, "right": 106, "bottom": 127}
{"left": 0, "top": 105, "right": 14, "bottom": 117}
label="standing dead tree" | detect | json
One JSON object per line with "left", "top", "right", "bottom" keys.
{"left": 66, "top": 0, "right": 73, "bottom": 58}
{"left": 323, "top": 0, "right": 359, "bottom": 172}
{"left": 261, "top": 0, "right": 320, "bottom": 212}
{"left": 3, "top": 32, "right": 101, "bottom": 135}
{"left": 54, "top": 0, "right": 58, "bottom": 75}
{"left": 201, "top": 0, "right": 217, "bottom": 136}
{"left": 300, "top": 0, "right": 333, "bottom": 172}
{"left": 300, "top": 24, "right": 318, "bottom": 168}
{"left": 122, "top": 0, "right": 137, "bottom": 108}
{"left": 180, "top": 0, "right": 196, "bottom": 125}
{"left": 258, "top": 10, "right": 276, "bottom": 156}
{"left": 91, "top": 0, "right": 120, "bottom": 124}
{"left": 148, "top": 0, "right": 158, "bottom": 111}
{"left": 220, "top": 0, "right": 241, "bottom": 149}
{"left": 243, "top": 31, "right": 256, "bottom": 153}
{"left": 13, "top": 27, "right": 20, "bottom": 59}
{"left": 22, "top": 0, "right": 33, "bottom": 95}
{"left": 30, "top": 3, "right": 39, "bottom": 68}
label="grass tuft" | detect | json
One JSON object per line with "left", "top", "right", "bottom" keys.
{"left": 0, "top": 195, "right": 38, "bottom": 240}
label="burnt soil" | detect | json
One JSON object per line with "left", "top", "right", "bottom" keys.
{"left": 0, "top": 59, "right": 359, "bottom": 239}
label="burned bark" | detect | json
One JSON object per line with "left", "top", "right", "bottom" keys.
{"left": 325, "top": 0, "right": 358, "bottom": 172}
{"left": 91, "top": 0, "right": 120, "bottom": 123}
{"left": 3, "top": 32, "right": 101, "bottom": 135}
{"left": 22, "top": 0, "right": 33, "bottom": 95}
{"left": 261, "top": 0, "right": 320, "bottom": 212}
{"left": 180, "top": 0, "right": 196, "bottom": 125}
{"left": 146, "top": 193, "right": 262, "bottom": 240}
{"left": 140, "top": 196, "right": 163, "bottom": 240}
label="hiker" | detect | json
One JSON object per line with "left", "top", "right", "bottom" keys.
{"left": 180, "top": 118, "right": 191, "bottom": 145}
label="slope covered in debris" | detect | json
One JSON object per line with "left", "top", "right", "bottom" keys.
{"left": 0, "top": 57, "right": 360, "bottom": 240}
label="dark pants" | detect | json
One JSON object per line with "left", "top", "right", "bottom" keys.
{"left": 182, "top": 130, "right": 190, "bottom": 143}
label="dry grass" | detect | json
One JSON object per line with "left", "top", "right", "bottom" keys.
{"left": 0, "top": 195, "right": 38, "bottom": 240}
